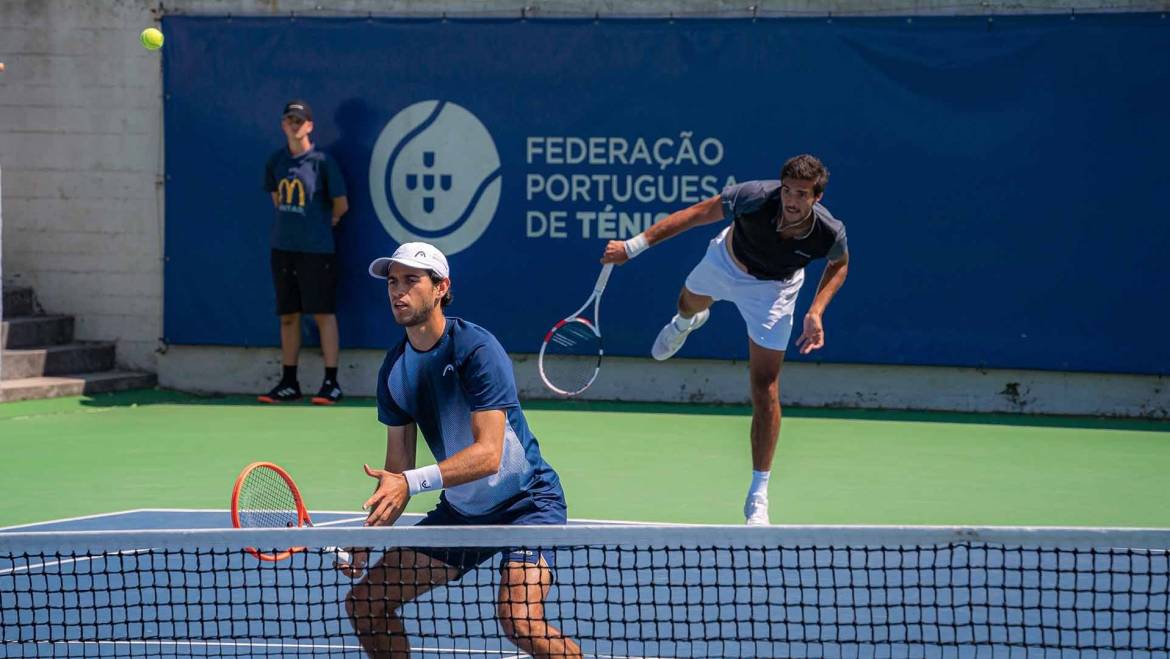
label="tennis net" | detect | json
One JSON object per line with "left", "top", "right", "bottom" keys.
{"left": 2, "top": 524, "right": 1169, "bottom": 657}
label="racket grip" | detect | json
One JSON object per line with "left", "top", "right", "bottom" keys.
{"left": 327, "top": 546, "right": 353, "bottom": 565}
{"left": 594, "top": 264, "right": 614, "bottom": 294}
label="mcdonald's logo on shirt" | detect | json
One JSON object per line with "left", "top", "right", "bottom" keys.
{"left": 278, "top": 177, "right": 306, "bottom": 211}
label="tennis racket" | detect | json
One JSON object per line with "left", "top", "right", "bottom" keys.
{"left": 538, "top": 263, "right": 613, "bottom": 396}
{"left": 230, "top": 461, "right": 352, "bottom": 564}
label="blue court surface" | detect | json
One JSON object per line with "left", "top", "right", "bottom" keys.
{"left": 3, "top": 511, "right": 1169, "bottom": 658}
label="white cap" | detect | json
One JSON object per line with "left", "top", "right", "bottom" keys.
{"left": 369, "top": 242, "right": 450, "bottom": 280}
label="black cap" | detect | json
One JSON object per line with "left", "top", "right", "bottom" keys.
{"left": 282, "top": 100, "right": 312, "bottom": 121}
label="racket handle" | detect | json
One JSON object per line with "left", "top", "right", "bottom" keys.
{"left": 594, "top": 264, "right": 614, "bottom": 294}
{"left": 327, "top": 546, "right": 353, "bottom": 565}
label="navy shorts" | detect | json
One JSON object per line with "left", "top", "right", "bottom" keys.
{"left": 412, "top": 491, "right": 567, "bottom": 577}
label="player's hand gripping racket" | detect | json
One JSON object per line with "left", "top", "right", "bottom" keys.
{"left": 230, "top": 462, "right": 352, "bottom": 565}
{"left": 538, "top": 263, "right": 613, "bottom": 396}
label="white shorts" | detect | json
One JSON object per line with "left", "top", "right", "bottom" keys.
{"left": 683, "top": 226, "right": 804, "bottom": 352}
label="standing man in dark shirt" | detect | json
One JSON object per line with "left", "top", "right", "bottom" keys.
{"left": 600, "top": 154, "right": 849, "bottom": 525}
{"left": 259, "top": 100, "right": 350, "bottom": 405}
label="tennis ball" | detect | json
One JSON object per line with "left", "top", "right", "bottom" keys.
{"left": 140, "top": 27, "right": 164, "bottom": 51}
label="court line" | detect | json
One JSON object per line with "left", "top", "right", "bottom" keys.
{"left": 0, "top": 509, "right": 155, "bottom": 531}
{"left": 0, "top": 640, "right": 658, "bottom": 658}
{"left": 9, "top": 640, "right": 531, "bottom": 656}
{"left": 0, "top": 548, "right": 153, "bottom": 576}
{"left": 135, "top": 508, "right": 376, "bottom": 515}
{"left": 137, "top": 509, "right": 690, "bottom": 526}
{"left": 315, "top": 516, "right": 366, "bottom": 527}
{"left": 0, "top": 508, "right": 689, "bottom": 537}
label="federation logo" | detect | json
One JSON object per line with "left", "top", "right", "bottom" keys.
{"left": 369, "top": 101, "right": 501, "bottom": 255}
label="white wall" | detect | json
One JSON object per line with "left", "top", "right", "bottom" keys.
{"left": 3, "top": 0, "right": 1167, "bottom": 415}
{"left": 0, "top": 0, "right": 163, "bottom": 370}
{"left": 158, "top": 346, "right": 1170, "bottom": 418}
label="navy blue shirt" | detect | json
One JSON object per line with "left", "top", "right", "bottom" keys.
{"left": 722, "top": 180, "right": 848, "bottom": 281}
{"left": 264, "top": 146, "right": 347, "bottom": 254}
{"left": 376, "top": 317, "right": 565, "bottom": 516}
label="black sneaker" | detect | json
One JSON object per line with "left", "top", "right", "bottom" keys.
{"left": 258, "top": 382, "right": 302, "bottom": 404}
{"left": 311, "top": 380, "right": 343, "bottom": 406}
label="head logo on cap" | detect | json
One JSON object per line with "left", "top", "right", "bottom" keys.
{"left": 368, "top": 242, "right": 450, "bottom": 280}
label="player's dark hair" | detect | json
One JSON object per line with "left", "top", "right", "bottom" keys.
{"left": 428, "top": 271, "right": 453, "bottom": 308}
{"left": 780, "top": 154, "right": 830, "bottom": 196}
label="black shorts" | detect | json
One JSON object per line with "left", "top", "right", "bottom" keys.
{"left": 270, "top": 249, "right": 337, "bottom": 315}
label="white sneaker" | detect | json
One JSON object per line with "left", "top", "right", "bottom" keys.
{"left": 744, "top": 493, "right": 770, "bottom": 526}
{"left": 651, "top": 310, "right": 710, "bottom": 361}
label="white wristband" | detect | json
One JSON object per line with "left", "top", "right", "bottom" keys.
{"left": 623, "top": 233, "right": 650, "bottom": 258}
{"left": 403, "top": 464, "right": 443, "bottom": 496}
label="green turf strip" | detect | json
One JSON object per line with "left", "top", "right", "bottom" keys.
{"left": 1, "top": 389, "right": 1167, "bottom": 528}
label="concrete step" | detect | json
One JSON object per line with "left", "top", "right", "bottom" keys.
{"left": 1, "top": 315, "right": 74, "bottom": 349}
{"left": 2, "top": 287, "right": 35, "bottom": 318}
{"left": 0, "top": 371, "right": 157, "bottom": 402}
{"left": 1, "top": 342, "right": 116, "bottom": 380}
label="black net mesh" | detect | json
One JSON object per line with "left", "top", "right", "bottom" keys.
{"left": 2, "top": 526, "right": 1169, "bottom": 657}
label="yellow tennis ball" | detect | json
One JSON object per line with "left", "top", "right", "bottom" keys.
{"left": 140, "top": 27, "right": 164, "bottom": 51}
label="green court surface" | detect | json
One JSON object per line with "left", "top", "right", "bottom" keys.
{"left": 1, "top": 389, "right": 1168, "bottom": 529}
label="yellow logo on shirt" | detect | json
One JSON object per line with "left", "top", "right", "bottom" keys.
{"left": 278, "top": 177, "right": 306, "bottom": 208}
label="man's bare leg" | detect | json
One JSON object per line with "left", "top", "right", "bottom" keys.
{"left": 745, "top": 340, "right": 785, "bottom": 524}
{"left": 497, "top": 559, "right": 583, "bottom": 658}
{"left": 346, "top": 549, "right": 459, "bottom": 658}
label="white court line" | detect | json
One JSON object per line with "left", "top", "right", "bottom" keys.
{"left": 144, "top": 509, "right": 684, "bottom": 526}
{"left": 0, "top": 548, "right": 153, "bottom": 576}
{"left": 0, "top": 508, "right": 682, "bottom": 535}
{"left": 314, "top": 516, "right": 366, "bottom": 527}
{"left": 13, "top": 640, "right": 531, "bottom": 656}
{"left": 141, "top": 508, "right": 379, "bottom": 515}
{"left": 0, "top": 646, "right": 659, "bottom": 659}
{"left": 0, "top": 509, "right": 154, "bottom": 531}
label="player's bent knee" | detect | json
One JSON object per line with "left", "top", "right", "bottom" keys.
{"left": 498, "top": 609, "right": 539, "bottom": 643}
{"left": 677, "top": 288, "right": 711, "bottom": 315}
{"left": 347, "top": 583, "right": 396, "bottom": 614}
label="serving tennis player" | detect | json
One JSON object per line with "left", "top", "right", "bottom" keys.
{"left": 341, "top": 242, "right": 582, "bottom": 658}
{"left": 600, "top": 154, "right": 849, "bottom": 526}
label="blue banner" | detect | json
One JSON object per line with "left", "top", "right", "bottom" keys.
{"left": 163, "top": 14, "right": 1170, "bottom": 374}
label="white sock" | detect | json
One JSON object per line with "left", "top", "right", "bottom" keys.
{"left": 672, "top": 314, "right": 693, "bottom": 331}
{"left": 749, "top": 470, "right": 770, "bottom": 498}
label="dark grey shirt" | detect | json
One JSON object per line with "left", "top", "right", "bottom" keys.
{"left": 720, "top": 180, "right": 848, "bottom": 281}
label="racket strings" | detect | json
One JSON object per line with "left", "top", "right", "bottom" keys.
{"left": 541, "top": 320, "right": 603, "bottom": 395}
{"left": 237, "top": 467, "right": 300, "bottom": 528}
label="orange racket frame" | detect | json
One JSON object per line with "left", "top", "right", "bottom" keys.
{"left": 230, "top": 461, "right": 312, "bottom": 562}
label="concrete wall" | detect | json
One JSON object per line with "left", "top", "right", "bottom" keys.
{"left": 4, "top": 0, "right": 1168, "bottom": 414}
{"left": 157, "top": 346, "right": 1170, "bottom": 418}
{"left": 0, "top": 0, "right": 163, "bottom": 371}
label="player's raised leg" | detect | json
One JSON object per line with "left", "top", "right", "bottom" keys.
{"left": 745, "top": 340, "right": 785, "bottom": 525}
{"left": 651, "top": 287, "right": 713, "bottom": 361}
{"left": 497, "top": 558, "right": 583, "bottom": 659}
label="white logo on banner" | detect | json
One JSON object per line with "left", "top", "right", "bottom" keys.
{"left": 369, "top": 101, "right": 501, "bottom": 255}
